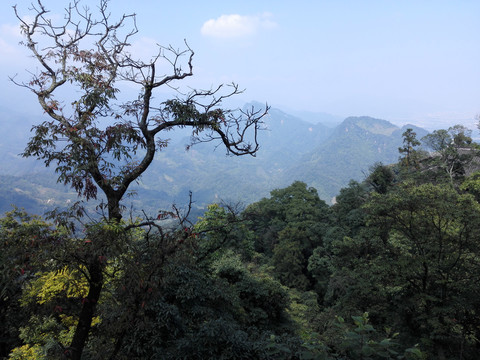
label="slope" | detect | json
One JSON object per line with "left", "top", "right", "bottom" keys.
{"left": 285, "top": 116, "right": 428, "bottom": 201}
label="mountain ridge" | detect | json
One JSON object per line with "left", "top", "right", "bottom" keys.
{"left": 0, "top": 104, "right": 429, "bottom": 215}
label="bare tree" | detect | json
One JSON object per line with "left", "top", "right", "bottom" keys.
{"left": 13, "top": 0, "right": 268, "bottom": 221}
{"left": 12, "top": 1, "right": 268, "bottom": 358}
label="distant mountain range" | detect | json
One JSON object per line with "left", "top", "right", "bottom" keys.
{"left": 0, "top": 103, "right": 429, "bottom": 216}
{"left": 284, "top": 116, "right": 428, "bottom": 199}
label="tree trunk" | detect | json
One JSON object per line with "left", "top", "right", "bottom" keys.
{"left": 67, "top": 195, "right": 121, "bottom": 358}
{"left": 108, "top": 196, "right": 123, "bottom": 222}
{"left": 68, "top": 260, "right": 104, "bottom": 359}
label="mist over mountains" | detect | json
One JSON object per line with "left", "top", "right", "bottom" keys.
{"left": 0, "top": 103, "right": 428, "bottom": 215}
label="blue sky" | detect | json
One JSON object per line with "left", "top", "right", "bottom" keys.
{"left": 1, "top": 0, "right": 479, "bottom": 130}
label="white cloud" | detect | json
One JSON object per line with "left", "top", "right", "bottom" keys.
{"left": 201, "top": 13, "right": 276, "bottom": 39}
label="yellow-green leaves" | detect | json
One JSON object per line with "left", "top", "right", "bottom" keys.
{"left": 21, "top": 267, "right": 88, "bottom": 306}
{"left": 8, "top": 344, "right": 45, "bottom": 360}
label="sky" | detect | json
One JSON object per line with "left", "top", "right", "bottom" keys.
{"left": 0, "top": 0, "right": 479, "bottom": 131}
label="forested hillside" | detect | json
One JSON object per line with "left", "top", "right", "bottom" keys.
{"left": 3, "top": 126, "right": 480, "bottom": 359}
{"left": 284, "top": 116, "right": 428, "bottom": 199}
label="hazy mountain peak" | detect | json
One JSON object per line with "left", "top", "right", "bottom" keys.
{"left": 341, "top": 116, "right": 399, "bottom": 136}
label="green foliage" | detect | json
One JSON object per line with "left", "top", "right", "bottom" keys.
{"left": 96, "top": 239, "right": 296, "bottom": 359}
{"left": 307, "top": 157, "right": 480, "bottom": 359}
{"left": 422, "top": 129, "right": 451, "bottom": 152}
{"left": 194, "top": 203, "right": 255, "bottom": 263}
{"left": 8, "top": 344, "right": 45, "bottom": 360}
{"left": 307, "top": 180, "right": 372, "bottom": 304}
{"left": 211, "top": 251, "right": 292, "bottom": 331}
{"left": 329, "top": 313, "right": 424, "bottom": 360}
{"left": 243, "top": 181, "right": 333, "bottom": 290}
{"left": 421, "top": 125, "right": 478, "bottom": 184}
{"left": 366, "top": 163, "right": 396, "bottom": 194}
{"left": 398, "top": 128, "right": 421, "bottom": 170}
{"left": 364, "top": 183, "right": 480, "bottom": 358}
{"left": 244, "top": 181, "right": 332, "bottom": 253}
{"left": 0, "top": 208, "right": 61, "bottom": 357}
{"left": 460, "top": 171, "right": 480, "bottom": 201}
{"left": 286, "top": 290, "right": 321, "bottom": 335}
{"left": 331, "top": 180, "right": 368, "bottom": 236}
{"left": 263, "top": 313, "right": 424, "bottom": 360}
{"left": 20, "top": 267, "right": 88, "bottom": 306}
{"left": 273, "top": 238, "right": 310, "bottom": 290}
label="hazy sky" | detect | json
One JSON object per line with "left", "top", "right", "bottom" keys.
{"left": 1, "top": 0, "right": 479, "bottom": 130}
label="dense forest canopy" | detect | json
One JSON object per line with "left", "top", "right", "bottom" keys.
{"left": 3, "top": 120, "right": 480, "bottom": 359}
{"left": 2, "top": 1, "right": 480, "bottom": 359}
